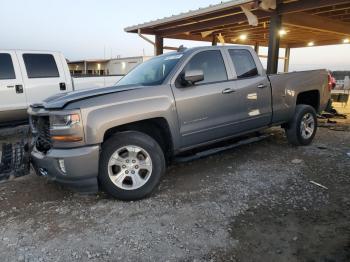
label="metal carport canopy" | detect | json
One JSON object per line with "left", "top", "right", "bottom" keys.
{"left": 125, "top": 0, "right": 350, "bottom": 74}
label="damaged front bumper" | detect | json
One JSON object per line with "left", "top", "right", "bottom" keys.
{"left": 31, "top": 145, "right": 100, "bottom": 193}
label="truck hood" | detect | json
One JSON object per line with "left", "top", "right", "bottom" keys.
{"left": 32, "top": 85, "right": 141, "bottom": 109}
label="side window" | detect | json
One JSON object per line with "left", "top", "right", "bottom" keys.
{"left": 0, "top": 53, "right": 16, "bottom": 80}
{"left": 23, "top": 54, "right": 59, "bottom": 78}
{"left": 183, "top": 50, "right": 227, "bottom": 85}
{"left": 229, "top": 49, "right": 258, "bottom": 79}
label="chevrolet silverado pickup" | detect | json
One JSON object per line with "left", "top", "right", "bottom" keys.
{"left": 29, "top": 46, "right": 331, "bottom": 200}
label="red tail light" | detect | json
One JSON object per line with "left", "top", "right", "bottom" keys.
{"left": 328, "top": 73, "right": 335, "bottom": 91}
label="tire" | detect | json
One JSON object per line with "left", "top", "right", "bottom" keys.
{"left": 285, "top": 104, "right": 317, "bottom": 146}
{"left": 98, "top": 131, "right": 166, "bottom": 200}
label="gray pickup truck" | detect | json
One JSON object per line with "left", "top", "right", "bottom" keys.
{"left": 29, "top": 46, "right": 330, "bottom": 200}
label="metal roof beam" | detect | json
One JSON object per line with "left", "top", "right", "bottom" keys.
{"left": 283, "top": 12, "right": 350, "bottom": 36}
{"left": 278, "top": 0, "right": 350, "bottom": 14}
{"left": 289, "top": 39, "right": 348, "bottom": 48}
{"left": 152, "top": 7, "right": 244, "bottom": 31}
{"left": 156, "top": 10, "right": 270, "bottom": 37}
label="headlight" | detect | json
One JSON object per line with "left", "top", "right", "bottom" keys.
{"left": 50, "top": 114, "right": 80, "bottom": 130}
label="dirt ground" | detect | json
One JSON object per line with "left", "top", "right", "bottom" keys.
{"left": 0, "top": 117, "right": 349, "bottom": 262}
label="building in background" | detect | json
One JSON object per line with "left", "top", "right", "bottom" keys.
{"left": 68, "top": 56, "right": 151, "bottom": 76}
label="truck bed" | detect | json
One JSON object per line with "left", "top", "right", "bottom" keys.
{"left": 268, "top": 69, "right": 329, "bottom": 124}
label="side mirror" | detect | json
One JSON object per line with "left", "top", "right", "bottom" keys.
{"left": 183, "top": 69, "right": 204, "bottom": 85}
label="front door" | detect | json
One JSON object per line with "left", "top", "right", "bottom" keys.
{"left": 16, "top": 51, "right": 68, "bottom": 105}
{"left": 0, "top": 51, "right": 27, "bottom": 122}
{"left": 171, "top": 49, "right": 240, "bottom": 148}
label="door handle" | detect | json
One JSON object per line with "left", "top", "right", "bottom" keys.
{"left": 59, "top": 82, "right": 66, "bottom": 91}
{"left": 222, "top": 88, "right": 236, "bottom": 94}
{"left": 7, "top": 85, "right": 14, "bottom": 88}
{"left": 15, "top": 85, "right": 23, "bottom": 94}
{"left": 257, "top": 84, "right": 267, "bottom": 89}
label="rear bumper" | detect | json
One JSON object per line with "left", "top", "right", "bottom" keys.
{"left": 31, "top": 145, "right": 100, "bottom": 193}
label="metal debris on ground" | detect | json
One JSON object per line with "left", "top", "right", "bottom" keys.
{"left": 0, "top": 143, "right": 12, "bottom": 180}
{"left": 329, "top": 126, "right": 347, "bottom": 131}
{"left": 0, "top": 141, "right": 31, "bottom": 181}
{"left": 320, "top": 106, "right": 347, "bottom": 120}
{"left": 291, "top": 159, "right": 303, "bottom": 164}
{"left": 318, "top": 106, "right": 347, "bottom": 130}
{"left": 318, "top": 109, "right": 348, "bottom": 131}
{"left": 0, "top": 125, "right": 31, "bottom": 182}
{"left": 309, "top": 180, "right": 328, "bottom": 190}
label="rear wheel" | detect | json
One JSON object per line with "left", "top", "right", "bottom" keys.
{"left": 285, "top": 104, "right": 317, "bottom": 146}
{"left": 99, "top": 131, "right": 165, "bottom": 200}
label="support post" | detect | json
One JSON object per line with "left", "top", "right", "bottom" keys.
{"left": 284, "top": 46, "right": 290, "bottom": 73}
{"left": 84, "top": 61, "right": 87, "bottom": 75}
{"left": 254, "top": 42, "right": 259, "bottom": 54}
{"left": 155, "top": 35, "right": 164, "bottom": 56}
{"left": 267, "top": 11, "right": 282, "bottom": 74}
{"left": 212, "top": 34, "right": 217, "bottom": 46}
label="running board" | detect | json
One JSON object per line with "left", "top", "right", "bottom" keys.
{"left": 174, "top": 133, "right": 270, "bottom": 163}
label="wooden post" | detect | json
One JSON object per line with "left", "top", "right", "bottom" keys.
{"left": 212, "top": 34, "right": 217, "bottom": 46}
{"left": 155, "top": 35, "right": 164, "bottom": 56}
{"left": 84, "top": 61, "right": 87, "bottom": 75}
{"left": 254, "top": 42, "right": 259, "bottom": 55}
{"left": 284, "top": 46, "right": 290, "bottom": 73}
{"left": 267, "top": 12, "right": 282, "bottom": 74}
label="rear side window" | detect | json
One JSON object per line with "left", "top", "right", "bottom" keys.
{"left": 184, "top": 50, "right": 227, "bottom": 84}
{"left": 229, "top": 49, "right": 258, "bottom": 79}
{"left": 23, "top": 54, "right": 59, "bottom": 78}
{"left": 0, "top": 53, "right": 16, "bottom": 80}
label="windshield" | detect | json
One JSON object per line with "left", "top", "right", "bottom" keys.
{"left": 116, "top": 53, "right": 183, "bottom": 86}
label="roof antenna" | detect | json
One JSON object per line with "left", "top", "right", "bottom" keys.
{"left": 177, "top": 45, "right": 187, "bottom": 52}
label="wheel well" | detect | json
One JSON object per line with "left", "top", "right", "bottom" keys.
{"left": 296, "top": 90, "right": 320, "bottom": 112}
{"left": 103, "top": 118, "right": 173, "bottom": 161}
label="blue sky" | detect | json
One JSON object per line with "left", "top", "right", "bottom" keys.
{"left": 1, "top": 0, "right": 350, "bottom": 71}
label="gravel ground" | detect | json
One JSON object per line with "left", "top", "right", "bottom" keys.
{"left": 0, "top": 119, "right": 349, "bottom": 262}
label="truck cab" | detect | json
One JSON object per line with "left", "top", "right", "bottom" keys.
{"left": 0, "top": 50, "right": 73, "bottom": 124}
{"left": 0, "top": 50, "right": 123, "bottom": 125}
{"left": 169, "top": 46, "right": 272, "bottom": 148}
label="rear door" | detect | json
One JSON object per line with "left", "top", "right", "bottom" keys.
{"left": 0, "top": 51, "right": 27, "bottom": 122}
{"left": 16, "top": 51, "right": 69, "bottom": 105}
{"left": 225, "top": 48, "right": 272, "bottom": 130}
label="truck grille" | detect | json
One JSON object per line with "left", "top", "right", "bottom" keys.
{"left": 31, "top": 116, "right": 52, "bottom": 153}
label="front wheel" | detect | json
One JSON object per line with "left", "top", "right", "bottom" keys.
{"left": 99, "top": 131, "right": 166, "bottom": 200}
{"left": 285, "top": 104, "right": 317, "bottom": 146}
